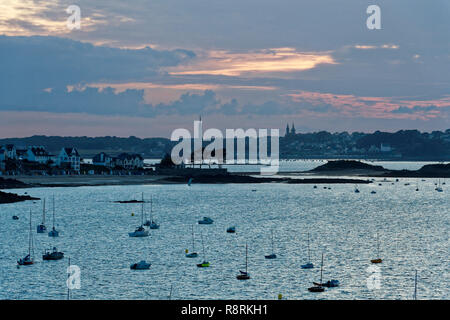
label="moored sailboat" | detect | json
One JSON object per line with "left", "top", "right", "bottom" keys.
{"left": 48, "top": 196, "right": 59, "bottom": 237}
{"left": 196, "top": 233, "right": 210, "bottom": 267}
{"left": 301, "top": 233, "right": 314, "bottom": 269}
{"left": 185, "top": 225, "right": 198, "bottom": 258}
{"left": 370, "top": 232, "right": 382, "bottom": 264}
{"left": 308, "top": 253, "right": 324, "bottom": 292}
{"left": 18, "top": 210, "right": 34, "bottom": 266}
{"left": 37, "top": 199, "right": 47, "bottom": 233}
{"left": 236, "top": 243, "right": 250, "bottom": 280}
{"left": 264, "top": 230, "right": 277, "bottom": 259}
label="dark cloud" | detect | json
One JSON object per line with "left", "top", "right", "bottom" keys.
{"left": 391, "top": 105, "right": 440, "bottom": 114}
{"left": 0, "top": 35, "right": 195, "bottom": 103}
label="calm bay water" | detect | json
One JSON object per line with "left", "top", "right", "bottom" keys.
{"left": 0, "top": 167, "right": 448, "bottom": 300}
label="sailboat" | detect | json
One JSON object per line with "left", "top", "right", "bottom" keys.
{"left": 18, "top": 209, "right": 34, "bottom": 266}
{"left": 37, "top": 199, "right": 47, "bottom": 233}
{"left": 308, "top": 253, "right": 324, "bottom": 292}
{"left": 196, "top": 233, "right": 210, "bottom": 267}
{"left": 185, "top": 225, "right": 198, "bottom": 258}
{"left": 128, "top": 197, "right": 149, "bottom": 237}
{"left": 148, "top": 195, "right": 160, "bottom": 229}
{"left": 301, "top": 233, "right": 314, "bottom": 269}
{"left": 264, "top": 230, "right": 277, "bottom": 259}
{"left": 370, "top": 232, "right": 382, "bottom": 264}
{"left": 236, "top": 243, "right": 250, "bottom": 280}
{"left": 354, "top": 185, "right": 360, "bottom": 193}
{"left": 48, "top": 196, "right": 59, "bottom": 237}
{"left": 435, "top": 179, "right": 443, "bottom": 192}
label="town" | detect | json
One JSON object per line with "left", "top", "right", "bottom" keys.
{"left": 0, "top": 145, "right": 145, "bottom": 176}
{"left": 1, "top": 127, "right": 449, "bottom": 176}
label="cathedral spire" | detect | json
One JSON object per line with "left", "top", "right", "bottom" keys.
{"left": 285, "top": 123, "right": 290, "bottom": 136}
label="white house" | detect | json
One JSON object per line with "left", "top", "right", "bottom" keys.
{"left": 56, "top": 147, "right": 80, "bottom": 172}
{"left": 27, "top": 146, "right": 52, "bottom": 164}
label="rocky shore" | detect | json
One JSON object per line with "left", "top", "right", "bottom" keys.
{"left": 0, "top": 191, "right": 40, "bottom": 204}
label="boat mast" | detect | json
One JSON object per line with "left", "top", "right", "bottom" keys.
{"left": 141, "top": 192, "right": 144, "bottom": 225}
{"left": 67, "top": 257, "right": 71, "bottom": 300}
{"left": 320, "top": 253, "right": 324, "bottom": 284}
{"left": 271, "top": 231, "right": 274, "bottom": 254}
{"left": 149, "top": 194, "right": 154, "bottom": 222}
{"left": 245, "top": 243, "right": 248, "bottom": 273}
{"left": 201, "top": 233, "right": 206, "bottom": 260}
{"left": 191, "top": 225, "right": 195, "bottom": 252}
{"left": 376, "top": 232, "right": 380, "bottom": 258}
{"left": 307, "top": 233, "right": 311, "bottom": 262}
{"left": 28, "top": 209, "right": 32, "bottom": 256}
{"left": 413, "top": 270, "right": 417, "bottom": 300}
{"left": 42, "top": 199, "right": 46, "bottom": 224}
{"left": 52, "top": 195, "right": 55, "bottom": 229}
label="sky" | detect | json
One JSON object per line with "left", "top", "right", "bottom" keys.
{"left": 0, "top": 0, "right": 449, "bottom": 138}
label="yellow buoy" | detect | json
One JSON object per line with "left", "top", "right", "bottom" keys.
{"left": 185, "top": 249, "right": 189, "bottom": 253}
{"left": 278, "top": 294, "right": 282, "bottom": 300}
{"left": 131, "top": 212, "right": 134, "bottom": 216}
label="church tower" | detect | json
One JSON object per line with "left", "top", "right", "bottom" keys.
{"left": 285, "top": 123, "right": 290, "bottom": 136}
{"left": 291, "top": 123, "right": 296, "bottom": 135}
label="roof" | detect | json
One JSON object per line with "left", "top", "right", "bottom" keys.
{"left": 63, "top": 147, "right": 80, "bottom": 157}
{"left": 117, "top": 153, "right": 144, "bottom": 160}
{"left": 29, "top": 147, "right": 49, "bottom": 156}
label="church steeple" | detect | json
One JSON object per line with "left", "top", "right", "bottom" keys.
{"left": 291, "top": 122, "right": 296, "bottom": 135}
{"left": 285, "top": 123, "right": 290, "bottom": 136}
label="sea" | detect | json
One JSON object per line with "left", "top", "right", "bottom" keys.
{"left": 0, "top": 160, "right": 448, "bottom": 300}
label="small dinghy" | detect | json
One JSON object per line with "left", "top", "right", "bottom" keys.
{"left": 43, "top": 247, "right": 64, "bottom": 260}
{"left": 371, "top": 190, "right": 376, "bottom": 194}
{"left": 198, "top": 217, "right": 214, "bottom": 225}
{"left": 12, "top": 215, "right": 19, "bottom": 220}
{"left": 130, "top": 260, "right": 151, "bottom": 270}
{"left": 226, "top": 226, "right": 236, "bottom": 233}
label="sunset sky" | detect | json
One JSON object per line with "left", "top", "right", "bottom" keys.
{"left": 0, "top": 0, "right": 449, "bottom": 137}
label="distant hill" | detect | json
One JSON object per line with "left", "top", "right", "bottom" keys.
{"left": 311, "top": 160, "right": 385, "bottom": 172}
{"left": 1, "top": 129, "right": 449, "bottom": 160}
